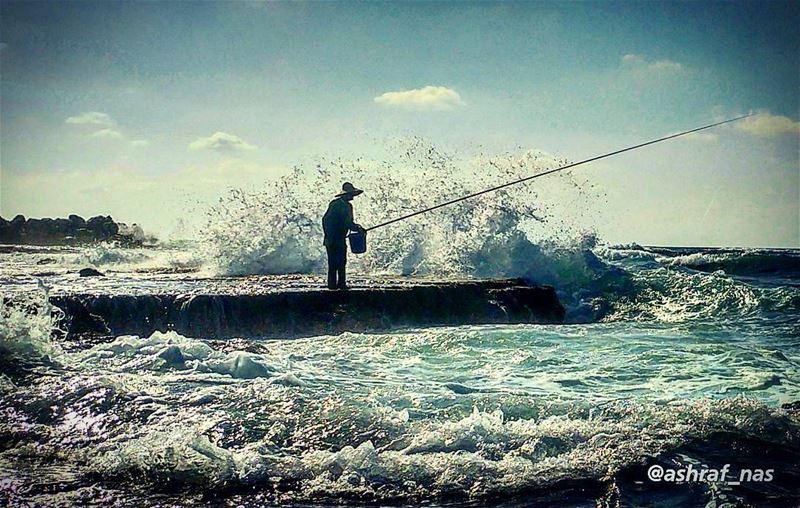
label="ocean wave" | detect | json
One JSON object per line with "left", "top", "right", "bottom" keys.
{"left": 600, "top": 262, "right": 799, "bottom": 323}
{"left": 585, "top": 245, "right": 800, "bottom": 324}
{"left": 0, "top": 244, "right": 204, "bottom": 282}
{"left": 660, "top": 249, "right": 800, "bottom": 279}
{"left": 198, "top": 141, "right": 601, "bottom": 282}
{"left": 2, "top": 321, "right": 799, "bottom": 505}
{"left": 0, "top": 288, "right": 63, "bottom": 362}
{"left": 79, "top": 330, "right": 283, "bottom": 380}
{"left": 47, "top": 397, "right": 800, "bottom": 502}
{"left": 72, "top": 245, "right": 204, "bottom": 273}
{"left": 189, "top": 139, "right": 800, "bottom": 325}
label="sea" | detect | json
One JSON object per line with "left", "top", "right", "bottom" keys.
{"left": 1, "top": 154, "right": 799, "bottom": 507}
{"left": 1, "top": 241, "right": 798, "bottom": 508}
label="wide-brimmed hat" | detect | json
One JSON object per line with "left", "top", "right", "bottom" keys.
{"left": 336, "top": 182, "right": 363, "bottom": 197}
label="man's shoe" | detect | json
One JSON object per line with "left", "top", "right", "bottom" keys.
{"left": 326, "top": 285, "right": 338, "bottom": 290}
{"left": 337, "top": 285, "right": 350, "bottom": 290}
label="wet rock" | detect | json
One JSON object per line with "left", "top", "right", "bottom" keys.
{"left": 187, "top": 393, "right": 219, "bottom": 406}
{"left": 31, "top": 271, "right": 58, "bottom": 277}
{"left": 781, "top": 400, "right": 800, "bottom": 411}
{"left": 157, "top": 345, "right": 186, "bottom": 367}
{"left": 87, "top": 215, "right": 119, "bottom": 239}
{"left": 79, "top": 268, "right": 105, "bottom": 277}
{"left": 68, "top": 214, "right": 86, "bottom": 228}
{"left": 444, "top": 382, "right": 481, "bottom": 394}
{"left": 0, "top": 215, "right": 25, "bottom": 243}
{"left": 0, "top": 214, "right": 143, "bottom": 246}
{"left": 50, "top": 279, "right": 565, "bottom": 340}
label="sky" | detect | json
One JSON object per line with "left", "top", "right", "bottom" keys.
{"left": 1, "top": 0, "right": 798, "bottom": 247}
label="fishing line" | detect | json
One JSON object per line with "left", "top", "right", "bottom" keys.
{"left": 365, "top": 113, "right": 753, "bottom": 232}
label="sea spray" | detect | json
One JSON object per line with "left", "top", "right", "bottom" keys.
{"left": 0, "top": 285, "right": 63, "bottom": 362}
{"left": 199, "top": 139, "right": 604, "bottom": 283}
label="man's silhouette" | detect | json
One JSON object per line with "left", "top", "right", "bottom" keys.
{"left": 322, "top": 182, "right": 364, "bottom": 289}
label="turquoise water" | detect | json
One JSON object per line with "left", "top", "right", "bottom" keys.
{"left": 1, "top": 244, "right": 799, "bottom": 506}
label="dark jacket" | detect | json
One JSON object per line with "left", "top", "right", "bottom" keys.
{"left": 322, "top": 197, "right": 359, "bottom": 246}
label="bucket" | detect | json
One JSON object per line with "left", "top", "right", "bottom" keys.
{"left": 348, "top": 230, "right": 367, "bottom": 254}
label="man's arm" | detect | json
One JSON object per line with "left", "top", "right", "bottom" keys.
{"left": 347, "top": 202, "right": 364, "bottom": 232}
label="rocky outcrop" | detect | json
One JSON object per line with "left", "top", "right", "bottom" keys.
{"left": 0, "top": 214, "right": 144, "bottom": 246}
{"left": 78, "top": 268, "right": 105, "bottom": 277}
{"left": 50, "top": 279, "right": 565, "bottom": 340}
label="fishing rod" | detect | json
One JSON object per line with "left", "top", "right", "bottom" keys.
{"left": 365, "top": 113, "right": 753, "bottom": 233}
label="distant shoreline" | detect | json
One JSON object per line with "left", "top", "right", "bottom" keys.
{"left": 0, "top": 214, "right": 151, "bottom": 247}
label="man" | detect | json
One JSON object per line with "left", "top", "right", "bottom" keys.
{"left": 322, "top": 182, "right": 364, "bottom": 289}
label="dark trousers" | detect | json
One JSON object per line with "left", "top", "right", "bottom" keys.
{"left": 325, "top": 241, "right": 347, "bottom": 289}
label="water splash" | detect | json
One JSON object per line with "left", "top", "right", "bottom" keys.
{"left": 0, "top": 286, "right": 63, "bottom": 362}
{"left": 199, "top": 139, "right": 602, "bottom": 283}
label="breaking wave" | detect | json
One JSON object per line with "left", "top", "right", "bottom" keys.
{"left": 2, "top": 325, "right": 798, "bottom": 505}
{"left": 0, "top": 288, "right": 62, "bottom": 363}
{"left": 193, "top": 140, "right": 800, "bottom": 324}
{"left": 79, "top": 330, "right": 292, "bottom": 381}
{"left": 86, "top": 398, "right": 793, "bottom": 501}
{"left": 596, "top": 245, "right": 800, "bottom": 323}
{"left": 199, "top": 139, "right": 601, "bottom": 283}
{"left": 654, "top": 247, "right": 800, "bottom": 279}
{"left": 71, "top": 245, "right": 204, "bottom": 273}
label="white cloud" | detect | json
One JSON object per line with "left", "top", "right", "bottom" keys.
{"left": 736, "top": 112, "right": 800, "bottom": 137}
{"left": 621, "top": 54, "right": 683, "bottom": 73}
{"left": 65, "top": 111, "right": 116, "bottom": 127}
{"left": 88, "top": 128, "right": 124, "bottom": 140}
{"left": 621, "top": 54, "right": 643, "bottom": 64}
{"left": 650, "top": 60, "right": 683, "bottom": 72}
{"left": 189, "top": 132, "right": 258, "bottom": 152}
{"left": 66, "top": 112, "right": 147, "bottom": 147}
{"left": 374, "top": 86, "right": 465, "bottom": 110}
{"left": 680, "top": 131, "right": 718, "bottom": 142}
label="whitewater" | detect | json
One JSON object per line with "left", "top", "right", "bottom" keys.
{"left": 1, "top": 143, "right": 799, "bottom": 507}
